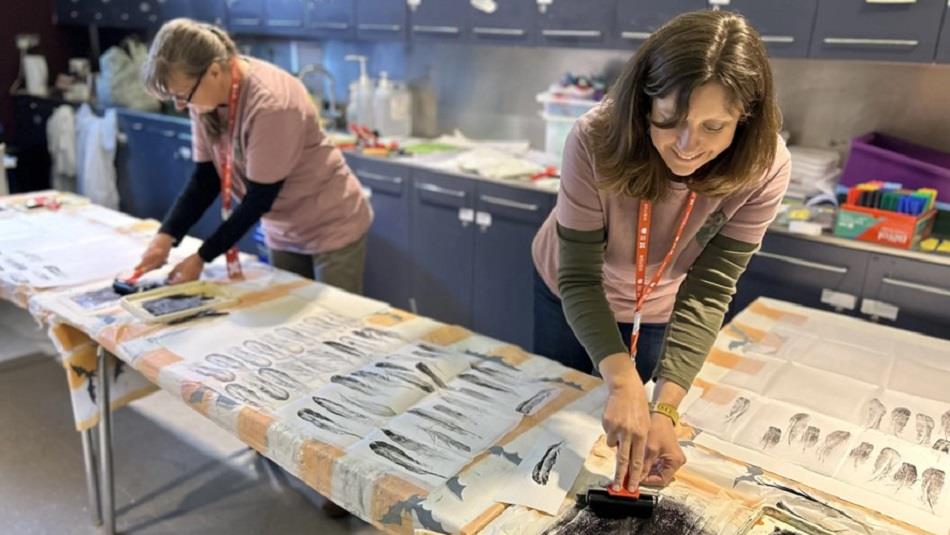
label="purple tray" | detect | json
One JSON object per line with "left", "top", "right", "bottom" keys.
{"left": 840, "top": 132, "right": 950, "bottom": 202}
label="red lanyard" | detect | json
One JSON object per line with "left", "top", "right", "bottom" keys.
{"left": 630, "top": 191, "right": 697, "bottom": 358}
{"left": 219, "top": 58, "right": 243, "bottom": 280}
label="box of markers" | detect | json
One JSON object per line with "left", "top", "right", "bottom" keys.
{"left": 834, "top": 205, "right": 937, "bottom": 250}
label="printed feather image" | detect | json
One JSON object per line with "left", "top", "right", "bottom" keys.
{"left": 915, "top": 414, "right": 935, "bottom": 445}
{"left": 227, "top": 346, "right": 272, "bottom": 367}
{"left": 933, "top": 439, "right": 950, "bottom": 454}
{"left": 816, "top": 430, "right": 850, "bottom": 463}
{"left": 205, "top": 353, "right": 247, "bottom": 370}
{"left": 801, "top": 426, "right": 821, "bottom": 452}
{"left": 370, "top": 441, "right": 447, "bottom": 479}
{"left": 847, "top": 442, "right": 874, "bottom": 468}
{"left": 920, "top": 468, "right": 944, "bottom": 511}
{"left": 760, "top": 427, "right": 782, "bottom": 450}
{"left": 786, "top": 413, "right": 810, "bottom": 445}
{"left": 517, "top": 388, "right": 557, "bottom": 416}
{"left": 724, "top": 397, "right": 751, "bottom": 424}
{"left": 298, "top": 408, "right": 362, "bottom": 439}
{"left": 892, "top": 463, "right": 918, "bottom": 492}
{"left": 863, "top": 399, "right": 886, "bottom": 430}
{"left": 889, "top": 407, "right": 911, "bottom": 436}
{"left": 870, "top": 447, "right": 901, "bottom": 482}
{"left": 532, "top": 441, "right": 565, "bottom": 485}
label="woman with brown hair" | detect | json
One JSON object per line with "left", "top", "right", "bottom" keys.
{"left": 531, "top": 10, "right": 790, "bottom": 493}
{"left": 135, "top": 19, "right": 372, "bottom": 291}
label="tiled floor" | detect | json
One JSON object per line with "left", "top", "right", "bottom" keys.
{"left": 0, "top": 303, "right": 380, "bottom": 534}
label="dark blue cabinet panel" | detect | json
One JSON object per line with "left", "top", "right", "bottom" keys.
{"left": 227, "top": 0, "right": 266, "bottom": 32}
{"left": 409, "top": 0, "right": 467, "bottom": 42}
{"left": 409, "top": 169, "right": 476, "bottom": 326}
{"left": 937, "top": 6, "right": 950, "bottom": 63}
{"left": 468, "top": 0, "right": 535, "bottom": 45}
{"left": 356, "top": 0, "right": 407, "bottom": 39}
{"left": 55, "top": 0, "right": 92, "bottom": 25}
{"left": 472, "top": 182, "right": 554, "bottom": 351}
{"left": 537, "top": 0, "right": 615, "bottom": 49}
{"left": 345, "top": 155, "right": 413, "bottom": 309}
{"left": 809, "top": 0, "right": 945, "bottom": 62}
{"left": 265, "top": 0, "right": 307, "bottom": 35}
{"left": 862, "top": 255, "right": 950, "bottom": 340}
{"left": 306, "top": 0, "right": 356, "bottom": 39}
{"left": 612, "top": 0, "right": 705, "bottom": 49}
{"left": 719, "top": 0, "right": 818, "bottom": 58}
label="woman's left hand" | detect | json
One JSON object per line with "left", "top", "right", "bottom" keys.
{"left": 167, "top": 254, "right": 205, "bottom": 284}
{"left": 639, "top": 411, "right": 687, "bottom": 487}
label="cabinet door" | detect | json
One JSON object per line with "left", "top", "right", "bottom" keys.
{"left": 190, "top": 0, "right": 228, "bottom": 26}
{"left": 409, "top": 0, "right": 467, "bottom": 42}
{"left": 537, "top": 0, "right": 615, "bottom": 48}
{"left": 356, "top": 0, "right": 407, "bottom": 39}
{"left": 9, "top": 97, "right": 58, "bottom": 193}
{"left": 613, "top": 0, "right": 705, "bottom": 49}
{"left": 346, "top": 155, "right": 413, "bottom": 309}
{"left": 729, "top": 233, "right": 870, "bottom": 322}
{"left": 724, "top": 0, "right": 818, "bottom": 58}
{"left": 472, "top": 183, "right": 555, "bottom": 351}
{"left": 468, "top": 0, "right": 535, "bottom": 45}
{"left": 937, "top": 5, "right": 950, "bottom": 63}
{"left": 118, "top": 115, "right": 178, "bottom": 220}
{"left": 809, "top": 0, "right": 945, "bottom": 63}
{"left": 861, "top": 254, "right": 950, "bottom": 340}
{"left": 266, "top": 0, "right": 307, "bottom": 35}
{"left": 409, "top": 169, "right": 476, "bottom": 326}
{"left": 305, "top": 0, "right": 356, "bottom": 39}
{"left": 227, "top": 0, "right": 266, "bottom": 32}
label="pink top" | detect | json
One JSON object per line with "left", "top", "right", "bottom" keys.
{"left": 531, "top": 108, "right": 791, "bottom": 324}
{"left": 192, "top": 57, "right": 372, "bottom": 254}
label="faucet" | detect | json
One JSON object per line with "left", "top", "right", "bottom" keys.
{"left": 298, "top": 64, "right": 339, "bottom": 129}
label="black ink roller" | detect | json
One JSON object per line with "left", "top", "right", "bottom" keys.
{"left": 577, "top": 481, "right": 659, "bottom": 519}
{"left": 113, "top": 269, "right": 144, "bottom": 296}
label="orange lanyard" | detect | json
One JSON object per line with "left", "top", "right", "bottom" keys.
{"left": 219, "top": 58, "right": 243, "bottom": 280}
{"left": 630, "top": 191, "right": 697, "bottom": 358}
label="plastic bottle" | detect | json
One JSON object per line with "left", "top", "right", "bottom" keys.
{"left": 388, "top": 81, "right": 412, "bottom": 138}
{"left": 373, "top": 71, "right": 394, "bottom": 136}
{"left": 344, "top": 54, "right": 375, "bottom": 129}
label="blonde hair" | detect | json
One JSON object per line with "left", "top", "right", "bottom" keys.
{"left": 591, "top": 10, "right": 781, "bottom": 200}
{"left": 142, "top": 18, "right": 238, "bottom": 140}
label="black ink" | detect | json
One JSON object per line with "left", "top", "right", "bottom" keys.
{"left": 141, "top": 293, "right": 212, "bottom": 316}
{"left": 370, "top": 441, "right": 446, "bottom": 478}
{"left": 786, "top": 413, "right": 810, "bottom": 445}
{"left": 532, "top": 441, "right": 564, "bottom": 485}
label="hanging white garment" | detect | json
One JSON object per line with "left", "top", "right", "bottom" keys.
{"left": 46, "top": 104, "right": 77, "bottom": 192}
{"left": 75, "top": 104, "right": 119, "bottom": 209}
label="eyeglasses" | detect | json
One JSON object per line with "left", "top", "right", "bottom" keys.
{"left": 172, "top": 67, "right": 208, "bottom": 105}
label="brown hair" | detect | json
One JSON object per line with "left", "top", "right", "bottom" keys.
{"left": 142, "top": 18, "right": 238, "bottom": 140}
{"left": 590, "top": 10, "right": 781, "bottom": 200}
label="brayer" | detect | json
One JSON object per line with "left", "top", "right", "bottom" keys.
{"left": 577, "top": 481, "right": 659, "bottom": 519}
{"left": 112, "top": 269, "right": 162, "bottom": 296}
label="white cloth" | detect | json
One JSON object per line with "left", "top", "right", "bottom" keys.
{"left": 96, "top": 39, "right": 161, "bottom": 112}
{"left": 46, "top": 105, "right": 77, "bottom": 192}
{"left": 75, "top": 104, "right": 119, "bottom": 209}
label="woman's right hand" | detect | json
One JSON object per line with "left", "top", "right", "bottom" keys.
{"left": 599, "top": 352, "right": 652, "bottom": 492}
{"left": 135, "top": 233, "right": 174, "bottom": 273}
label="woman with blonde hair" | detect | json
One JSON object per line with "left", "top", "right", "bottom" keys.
{"left": 137, "top": 18, "right": 371, "bottom": 517}
{"left": 136, "top": 19, "right": 371, "bottom": 293}
{"left": 531, "top": 10, "right": 790, "bottom": 493}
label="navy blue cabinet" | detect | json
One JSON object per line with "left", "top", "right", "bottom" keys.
{"left": 227, "top": 0, "right": 266, "bottom": 32}
{"left": 537, "top": 0, "right": 615, "bottom": 49}
{"left": 409, "top": 169, "right": 476, "bottom": 326}
{"left": 345, "top": 155, "right": 414, "bottom": 310}
{"left": 472, "top": 182, "right": 554, "bottom": 351}
{"left": 723, "top": 0, "right": 818, "bottom": 58}
{"left": 468, "top": 0, "right": 536, "bottom": 45}
{"left": 265, "top": 0, "right": 307, "bottom": 35}
{"left": 306, "top": 0, "right": 356, "bottom": 39}
{"left": 55, "top": 0, "right": 90, "bottom": 25}
{"left": 356, "top": 0, "right": 407, "bottom": 40}
{"left": 612, "top": 0, "right": 704, "bottom": 49}
{"left": 809, "top": 0, "right": 945, "bottom": 63}
{"left": 861, "top": 255, "right": 950, "bottom": 340}
{"left": 937, "top": 6, "right": 950, "bottom": 63}
{"left": 409, "top": 0, "right": 467, "bottom": 42}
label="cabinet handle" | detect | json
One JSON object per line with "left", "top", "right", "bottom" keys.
{"left": 358, "top": 23, "right": 402, "bottom": 32}
{"left": 267, "top": 19, "right": 304, "bottom": 28}
{"left": 823, "top": 37, "right": 918, "bottom": 47}
{"left": 310, "top": 22, "right": 349, "bottom": 30}
{"left": 761, "top": 35, "right": 795, "bottom": 44}
{"left": 131, "top": 122, "right": 144, "bottom": 131}
{"left": 360, "top": 171, "right": 403, "bottom": 184}
{"left": 542, "top": 29, "right": 602, "bottom": 39}
{"left": 621, "top": 31, "right": 651, "bottom": 41}
{"left": 416, "top": 182, "right": 466, "bottom": 198}
{"left": 412, "top": 25, "right": 460, "bottom": 34}
{"left": 865, "top": 0, "right": 916, "bottom": 4}
{"left": 117, "top": 132, "right": 128, "bottom": 144}
{"left": 160, "top": 129, "right": 176, "bottom": 138}
{"left": 472, "top": 27, "right": 526, "bottom": 36}
{"left": 479, "top": 194, "right": 539, "bottom": 212}
{"left": 232, "top": 17, "right": 262, "bottom": 26}
{"left": 177, "top": 133, "right": 192, "bottom": 142}
{"left": 882, "top": 277, "right": 950, "bottom": 298}
{"left": 754, "top": 251, "right": 848, "bottom": 274}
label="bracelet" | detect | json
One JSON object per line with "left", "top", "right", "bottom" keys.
{"left": 649, "top": 402, "right": 680, "bottom": 427}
